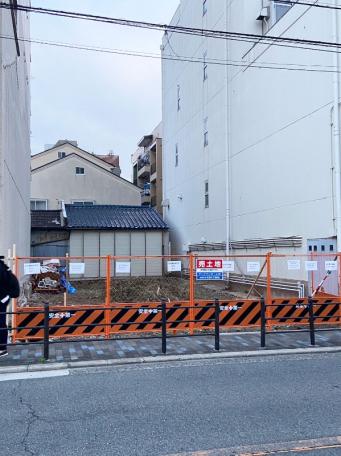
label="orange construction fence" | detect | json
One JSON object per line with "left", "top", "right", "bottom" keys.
{"left": 10, "top": 253, "right": 341, "bottom": 341}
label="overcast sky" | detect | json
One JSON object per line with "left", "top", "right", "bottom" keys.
{"left": 30, "top": 0, "right": 179, "bottom": 178}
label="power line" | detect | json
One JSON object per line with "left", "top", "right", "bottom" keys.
{"left": 3, "top": 33, "right": 341, "bottom": 74}
{"left": 3, "top": 2, "right": 341, "bottom": 54}
{"left": 279, "top": 0, "right": 341, "bottom": 11}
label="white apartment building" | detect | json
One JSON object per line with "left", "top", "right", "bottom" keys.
{"left": 162, "top": 0, "right": 341, "bottom": 262}
{"left": 0, "top": 1, "right": 31, "bottom": 256}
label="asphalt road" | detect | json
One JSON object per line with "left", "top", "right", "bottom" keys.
{"left": 0, "top": 353, "right": 341, "bottom": 456}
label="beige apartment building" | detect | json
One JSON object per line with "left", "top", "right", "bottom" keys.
{"left": 132, "top": 123, "right": 163, "bottom": 214}
{"left": 31, "top": 140, "right": 141, "bottom": 210}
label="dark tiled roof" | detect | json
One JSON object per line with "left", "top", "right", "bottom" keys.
{"left": 31, "top": 210, "right": 64, "bottom": 229}
{"left": 65, "top": 205, "right": 168, "bottom": 230}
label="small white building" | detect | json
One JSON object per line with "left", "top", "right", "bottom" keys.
{"left": 31, "top": 205, "right": 169, "bottom": 278}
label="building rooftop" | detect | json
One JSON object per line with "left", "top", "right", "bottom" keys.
{"left": 31, "top": 210, "right": 64, "bottom": 229}
{"left": 96, "top": 153, "right": 120, "bottom": 168}
{"left": 65, "top": 205, "right": 168, "bottom": 230}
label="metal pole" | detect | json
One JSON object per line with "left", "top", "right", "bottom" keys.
{"left": 266, "top": 252, "right": 273, "bottom": 331}
{"left": 189, "top": 253, "right": 194, "bottom": 335}
{"left": 333, "top": 0, "right": 341, "bottom": 253}
{"left": 260, "top": 298, "right": 266, "bottom": 348}
{"left": 214, "top": 298, "right": 220, "bottom": 351}
{"left": 105, "top": 255, "right": 111, "bottom": 339}
{"left": 161, "top": 300, "right": 167, "bottom": 354}
{"left": 43, "top": 303, "right": 49, "bottom": 360}
{"left": 308, "top": 296, "right": 316, "bottom": 346}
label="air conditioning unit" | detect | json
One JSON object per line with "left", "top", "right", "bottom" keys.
{"left": 257, "top": 6, "right": 270, "bottom": 21}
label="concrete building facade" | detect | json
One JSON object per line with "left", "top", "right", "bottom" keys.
{"left": 132, "top": 123, "right": 163, "bottom": 214}
{"left": 162, "top": 0, "right": 341, "bottom": 258}
{"left": 0, "top": 1, "right": 31, "bottom": 256}
{"left": 31, "top": 141, "right": 140, "bottom": 209}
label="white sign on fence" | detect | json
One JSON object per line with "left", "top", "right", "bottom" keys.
{"left": 305, "top": 261, "right": 318, "bottom": 271}
{"left": 69, "top": 263, "right": 85, "bottom": 275}
{"left": 325, "top": 261, "right": 338, "bottom": 271}
{"left": 24, "top": 263, "right": 41, "bottom": 275}
{"left": 116, "top": 262, "right": 131, "bottom": 274}
{"left": 247, "top": 262, "right": 261, "bottom": 273}
{"left": 167, "top": 261, "right": 182, "bottom": 272}
{"left": 287, "top": 260, "right": 301, "bottom": 271}
{"left": 223, "top": 260, "right": 235, "bottom": 272}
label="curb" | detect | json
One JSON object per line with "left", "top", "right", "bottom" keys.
{"left": 0, "top": 345, "right": 341, "bottom": 375}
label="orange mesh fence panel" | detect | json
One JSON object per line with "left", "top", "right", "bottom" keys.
{"left": 194, "top": 300, "right": 261, "bottom": 329}
{"left": 270, "top": 297, "right": 341, "bottom": 325}
{"left": 16, "top": 306, "right": 105, "bottom": 340}
{"left": 109, "top": 302, "right": 190, "bottom": 334}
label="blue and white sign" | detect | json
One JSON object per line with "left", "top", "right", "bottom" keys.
{"left": 196, "top": 271, "right": 224, "bottom": 281}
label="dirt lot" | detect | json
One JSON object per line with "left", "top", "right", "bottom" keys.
{"left": 20, "top": 276, "right": 239, "bottom": 307}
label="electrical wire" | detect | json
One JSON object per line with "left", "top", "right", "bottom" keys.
{"left": 3, "top": 2, "right": 341, "bottom": 54}
{"left": 4, "top": 33, "right": 341, "bottom": 75}
{"left": 279, "top": 0, "right": 341, "bottom": 11}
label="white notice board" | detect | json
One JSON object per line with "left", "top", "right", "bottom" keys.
{"left": 24, "top": 263, "right": 41, "bottom": 275}
{"left": 116, "top": 262, "right": 131, "bottom": 274}
{"left": 223, "top": 261, "right": 235, "bottom": 272}
{"left": 167, "top": 261, "right": 182, "bottom": 272}
{"left": 247, "top": 262, "right": 261, "bottom": 273}
{"left": 287, "top": 260, "right": 301, "bottom": 271}
{"left": 69, "top": 263, "right": 85, "bottom": 275}
{"left": 305, "top": 261, "right": 318, "bottom": 271}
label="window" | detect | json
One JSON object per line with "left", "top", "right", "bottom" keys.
{"left": 203, "top": 51, "right": 208, "bottom": 81}
{"left": 175, "top": 144, "right": 179, "bottom": 167}
{"left": 204, "top": 180, "right": 209, "bottom": 208}
{"left": 204, "top": 117, "right": 208, "bottom": 147}
{"left": 75, "top": 167, "right": 85, "bottom": 175}
{"left": 30, "top": 200, "right": 47, "bottom": 210}
{"left": 72, "top": 201, "right": 94, "bottom": 206}
{"left": 203, "top": 0, "right": 207, "bottom": 16}
{"left": 330, "top": 244, "right": 334, "bottom": 252}
{"left": 58, "top": 151, "right": 66, "bottom": 159}
{"left": 273, "top": 1, "right": 292, "bottom": 23}
{"left": 177, "top": 84, "right": 181, "bottom": 111}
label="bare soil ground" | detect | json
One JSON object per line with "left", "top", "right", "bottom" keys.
{"left": 20, "top": 276, "right": 239, "bottom": 307}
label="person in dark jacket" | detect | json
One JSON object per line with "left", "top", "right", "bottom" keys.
{"left": 0, "top": 257, "right": 20, "bottom": 357}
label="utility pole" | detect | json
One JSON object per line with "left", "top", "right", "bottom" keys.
{"left": 333, "top": 0, "right": 341, "bottom": 252}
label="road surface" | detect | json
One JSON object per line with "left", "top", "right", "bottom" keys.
{"left": 0, "top": 353, "right": 340, "bottom": 455}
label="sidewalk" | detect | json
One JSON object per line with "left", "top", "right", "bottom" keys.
{"left": 1, "top": 329, "right": 341, "bottom": 368}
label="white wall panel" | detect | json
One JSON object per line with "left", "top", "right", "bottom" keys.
{"left": 146, "top": 232, "right": 162, "bottom": 276}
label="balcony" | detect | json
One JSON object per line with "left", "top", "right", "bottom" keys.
{"left": 138, "top": 163, "right": 150, "bottom": 178}
{"left": 141, "top": 193, "right": 151, "bottom": 206}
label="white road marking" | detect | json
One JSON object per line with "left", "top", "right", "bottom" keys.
{"left": 168, "top": 435, "right": 341, "bottom": 455}
{"left": 0, "top": 370, "right": 70, "bottom": 382}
